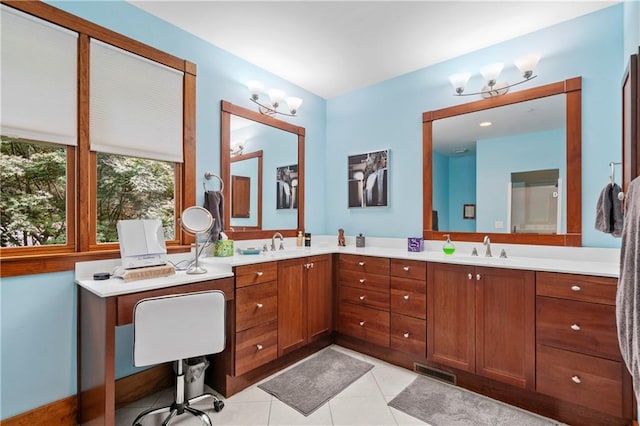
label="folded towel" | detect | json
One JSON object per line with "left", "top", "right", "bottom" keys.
{"left": 595, "top": 183, "right": 624, "bottom": 237}
{"left": 203, "top": 190, "right": 224, "bottom": 243}
{"left": 616, "top": 176, "right": 640, "bottom": 401}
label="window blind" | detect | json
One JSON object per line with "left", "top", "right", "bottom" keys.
{"left": 1, "top": 5, "right": 78, "bottom": 145}
{"left": 90, "top": 39, "right": 184, "bottom": 163}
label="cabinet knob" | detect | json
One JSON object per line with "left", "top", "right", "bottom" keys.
{"left": 304, "top": 263, "right": 310, "bottom": 269}
{"left": 359, "top": 295, "right": 366, "bottom": 301}
{"left": 358, "top": 261, "right": 366, "bottom": 266}
{"left": 571, "top": 375, "right": 581, "bottom": 384}
{"left": 570, "top": 324, "right": 581, "bottom": 331}
{"left": 403, "top": 294, "right": 410, "bottom": 300}
{"left": 571, "top": 285, "right": 581, "bottom": 292}
{"left": 359, "top": 278, "right": 366, "bottom": 283}
{"left": 309, "top": 262, "right": 314, "bottom": 268}
{"left": 476, "top": 274, "right": 481, "bottom": 281}
{"left": 256, "top": 344, "right": 263, "bottom": 351}
{"left": 468, "top": 273, "right": 473, "bottom": 280}
{"left": 256, "top": 271, "right": 264, "bottom": 277}
{"left": 256, "top": 303, "right": 264, "bottom": 309}
{"left": 403, "top": 266, "right": 410, "bottom": 271}
{"left": 359, "top": 321, "right": 366, "bottom": 327}
{"left": 403, "top": 332, "right": 410, "bottom": 338}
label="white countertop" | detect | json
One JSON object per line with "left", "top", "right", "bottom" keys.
{"left": 76, "top": 236, "right": 621, "bottom": 297}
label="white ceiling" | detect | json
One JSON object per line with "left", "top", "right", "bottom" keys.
{"left": 130, "top": 1, "right": 617, "bottom": 99}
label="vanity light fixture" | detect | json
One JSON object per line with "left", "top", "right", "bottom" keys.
{"left": 247, "top": 80, "right": 303, "bottom": 117}
{"left": 448, "top": 53, "right": 541, "bottom": 98}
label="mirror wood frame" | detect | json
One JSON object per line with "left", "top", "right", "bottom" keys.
{"left": 422, "top": 77, "right": 582, "bottom": 246}
{"left": 221, "top": 100, "right": 305, "bottom": 240}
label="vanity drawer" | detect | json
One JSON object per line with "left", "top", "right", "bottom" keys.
{"left": 235, "top": 321, "right": 278, "bottom": 376}
{"left": 236, "top": 281, "right": 278, "bottom": 332}
{"left": 338, "top": 269, "right": 389, "bottom": 292}
{"left": 235, "top": 262, "right": 277, "bottom": 288}
{"left": 536, "top": 296, "right": 620, "bottom": 361}
{"left": 536, "top": 272, "right": 617, "bottom": 305}
{"left": 390, "top": 277, "right": 426, "bottom": 319}
{"left": 337, "top": 302, "right": 390, "bottom": 347}
{"left": 339, "top": 285, "right": 389, "bottom": 311}
{"left": 339, "top": 254, "right": 390, "bottom": 275}
{"left": 390, "top": 313, "right": 426, "bottom": 356}
{"left": 536, "top": 344, "right": 626, "bottom": 418}
{"left": 390, "top": 259, "right": 426, "bottom": 280}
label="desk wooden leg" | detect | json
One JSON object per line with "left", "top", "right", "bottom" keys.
{"left": 78, "top": 289, "right": 116, "bottom": 425}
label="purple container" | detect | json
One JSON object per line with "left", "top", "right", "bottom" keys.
{"left": 407, "top": 237, "right": 424, "bottom": 252}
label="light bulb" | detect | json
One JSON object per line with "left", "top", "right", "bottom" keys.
{"left": 286, "top": 97, "right": 303, "bottom": 115}
{"left": 480, "top": 63, "right": 504, "bottom": 87}
{"left": 514, "top": 53, "right": 541, "bottom": 79}
{"left": 268, "top": 89, "right": 285, "bottom": 108}
{"left": 448, "top": 72, "right": 471, "bottom": 95}
{"left": 247, "top": 80, "right": 264, "bottom": 100}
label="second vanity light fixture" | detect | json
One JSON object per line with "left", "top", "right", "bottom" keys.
{"left": 247, "top": 80, "right": 303, "bottom": 117}
{"left": 448, "top": 53, "right": 541, "bottom": 98}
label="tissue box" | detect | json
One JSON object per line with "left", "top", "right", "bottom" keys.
{"left": 213, "top": 240, "right": 234, "bottom": 257}
{"left": 407, "top": 237, "right": 424, "bottom": 252}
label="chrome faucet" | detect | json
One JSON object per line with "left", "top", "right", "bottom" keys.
{"left": 483, "top": 235, "right": 492, "bottom": 257}
{"left": 271, "top": 232, "right": 284, "bottom": 251}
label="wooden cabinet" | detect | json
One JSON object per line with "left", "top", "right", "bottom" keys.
{"left": 233, "top": 262, "right": 278, "bottom": 376}
{"left": 427, "top": 262, "right": 535, "bottom": 390}
{"left": 535, "top": 272, "right": 632, "bottom": 418}
{"left": 389, "top": 259, "right": 426, "bottom": 356}
{"left": 278, "top": 254, "right": 332, "bottom": 357}
{"left": 337, "top": 254, "right": 390, "bottom": 347}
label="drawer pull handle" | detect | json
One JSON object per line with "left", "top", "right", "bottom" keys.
{"left": 256, "top": 303, "right": 264, "bottom": 309}
{"left": 403, "top": 266, "right": 410, "bottom": 271}
{"left": 358, "top": 261, "right": 366, "bottom": 266}
{"left": 571, "top": 375, "right": 581, "bottom": 384}
{"left": 468, "top": 273, "right": 473, "bottom": 280}
{"left": 256, "top": 271, "right": 264, "bottom": 277}
{"left": 571, "top": 324, "right": 581, "bottom": 331}
{"left": 403, "top": 332, "right": 410, "bottom": 338}
{"left": 476, "top": 274, "right": 481, "bottom": 281}
{"left": 256, "top": 344, "right": 263, "bottom": 351}
{"left": 359, "top": 295, "right": 366, "bottom": 301}
{"left": 359, "top": 278, "right": 366, "bottom": 283}
{"left": 309, "top": 262, "right": 314, "bottom": 268}
{"left": 359, "top": 321, "right": 366, "bottom": 327}
{"left": 403, "top": 294, "right": 410, "bottom": 300}
{"left": 571, "top": 285, "right": 581, "bottom": 292}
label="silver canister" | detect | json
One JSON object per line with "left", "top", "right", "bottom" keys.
{"left": 356, "top": 233, "right": 365, "bottom": 248}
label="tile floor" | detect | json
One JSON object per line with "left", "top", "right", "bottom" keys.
{"left": 114, "top": 344, "right": 547, "bottom": 426}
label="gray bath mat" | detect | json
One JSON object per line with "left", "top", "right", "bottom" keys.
{"left": 258, "top": 348, "right": 373, "bottom": 416}
{"left": 388, "top": 376, "right": 561, "bottom": 426}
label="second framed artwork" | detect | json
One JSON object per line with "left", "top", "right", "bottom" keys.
{"left": 347, "top": 149, "right": 389, "bottom": 208}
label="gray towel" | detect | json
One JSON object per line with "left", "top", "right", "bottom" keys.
{"left": 616, "top": 176, "right": 640, "bottom": 401}
{"left": 203, "top": 190, "right": 224, "bottom": 243}
{"left": 595, "top": 183, "right": 624, "bottom": 237}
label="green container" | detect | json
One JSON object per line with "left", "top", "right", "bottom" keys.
{"left": 213, "top": 240, "right": 234, "bottom": 257}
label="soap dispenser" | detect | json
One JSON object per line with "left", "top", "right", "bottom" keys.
{"left": 442, "top": 234, "right": 455, "bottom": 255}
{"left": 296, "top": 230, "right": 303, "bottom": 247}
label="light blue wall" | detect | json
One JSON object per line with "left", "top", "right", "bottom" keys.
{"left": 0, "top": 1, "right": 632, "bottom": 420}
{"left": 476, "top": 128, "right": 566, "bottom": 233}
{"left": 1, "top": 1, "right": 327, "bottom": 419}
{"left": 326, "top": 5, "right": 624, "bottom": 248}
{"left": 448, "top": 155, "right": 477, "bottom": 232}
{"left": 624, "top": 0, "right": 640, "bottom": 60}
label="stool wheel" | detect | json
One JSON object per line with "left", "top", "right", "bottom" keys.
{"left": 213, "top": 400, "right": 225, "bottom": 412}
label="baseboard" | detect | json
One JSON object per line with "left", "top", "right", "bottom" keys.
{"left": 2, "top": 364, "right": 173, "bottom": 425}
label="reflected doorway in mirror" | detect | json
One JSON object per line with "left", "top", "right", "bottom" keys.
{"left": 348, "top": 149, "right": 389, "bottom": 208}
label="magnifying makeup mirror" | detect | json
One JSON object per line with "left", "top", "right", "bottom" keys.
{"left": 181, "top": 206, "right": 214, "bottom": 274}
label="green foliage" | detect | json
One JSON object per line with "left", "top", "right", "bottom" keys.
{"left": 1, "top": 138, "right": 67, "bottom": 247}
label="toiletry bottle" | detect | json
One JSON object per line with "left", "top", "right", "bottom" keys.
{"left": 442, "top": 234, "right": 455, "bottom": 255}
{"left": 304, "top": 232, "right": 311, "bottom": 247}
{"left": 296, "top": 230, "right": 303, "bottom": 247}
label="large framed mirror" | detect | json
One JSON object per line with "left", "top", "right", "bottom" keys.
{"left": 423, "top": 77, "right": 582, "bottom": 246}
{"left": 221, "top": 100, "right": 305, "bottom": 240}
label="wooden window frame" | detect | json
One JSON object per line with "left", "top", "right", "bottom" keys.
{"left": 0, "top": 1, "right": 196, "bottom": 277}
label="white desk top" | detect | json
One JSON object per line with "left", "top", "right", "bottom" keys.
{"left": 76, "top": 237, "right": 621, "bottom": 298}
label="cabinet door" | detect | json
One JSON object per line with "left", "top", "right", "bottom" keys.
{"left": 427, "top": 262, "right": 475, "bottom": 372}
{"left": 277, "top": 258, "right": 307, "bottom": 356}
{"left": 475, "top": 267, "right": 535, "bottom": 390}
{"left": 307, "top": 254, "right": 333, "bottom": 342}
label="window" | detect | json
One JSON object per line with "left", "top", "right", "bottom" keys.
{"left": 0, "top": 137, "right": 69, "bottom": 247}
{"left": 0, "top": 2, "right": 196, "bottom": 276}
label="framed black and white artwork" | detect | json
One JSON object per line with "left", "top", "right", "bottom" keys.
{"left": 276, "top": 164, "right": 298, "bottom": 209}
{"left": 347, "top": 149, "right": 389, "bottom": 208}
